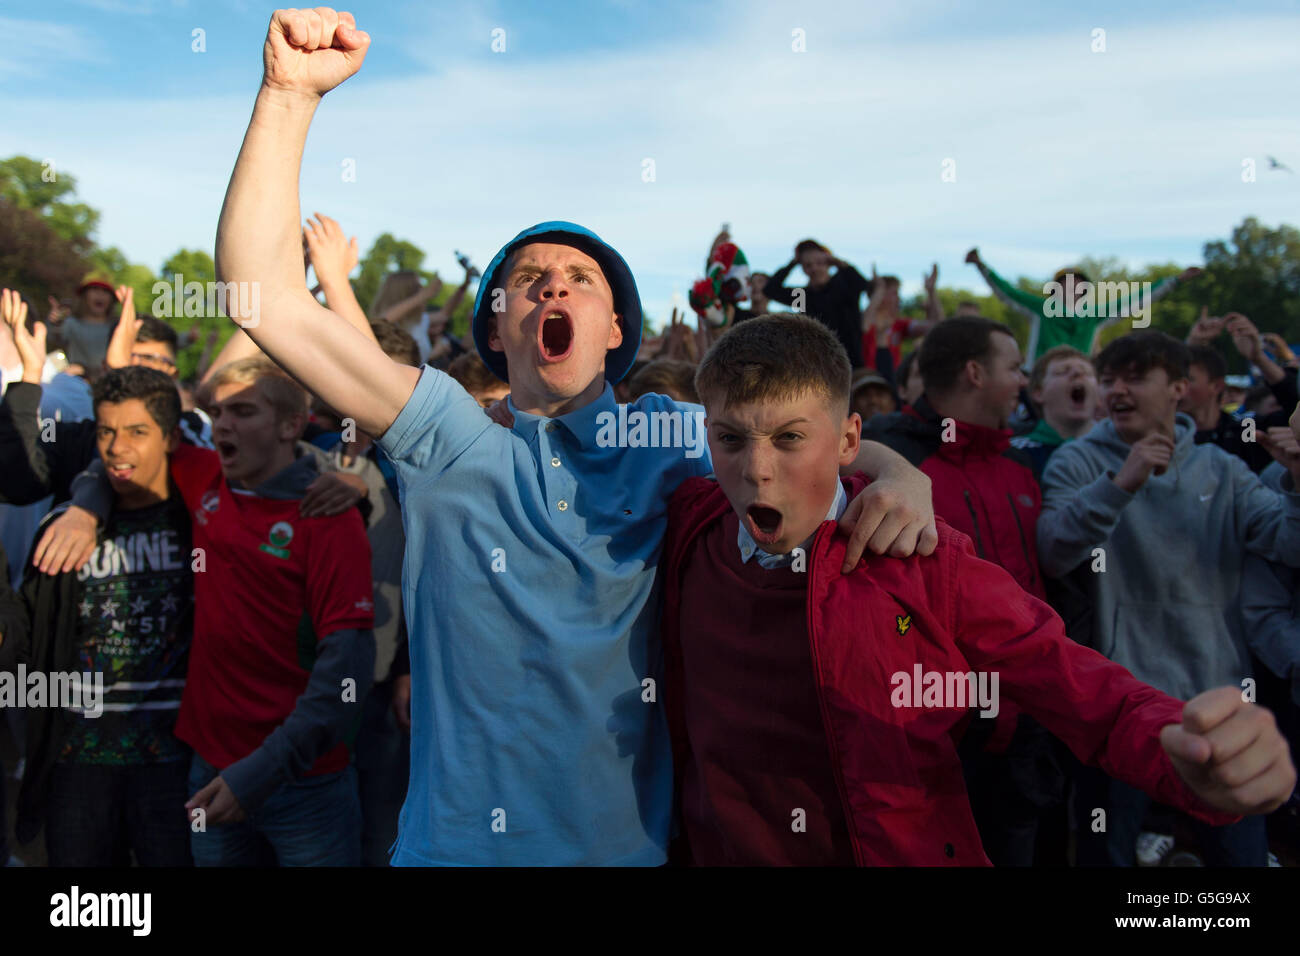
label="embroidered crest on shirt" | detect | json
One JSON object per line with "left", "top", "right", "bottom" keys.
{"left": 896, "top": 614, "right": 912, "bottom": 636}
{"left": 259, "top": 520, "right": 295, "bottom": 559}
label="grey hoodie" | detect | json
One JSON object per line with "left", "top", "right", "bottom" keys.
{"left": 1239, "top": 463, "right": 1300, "bottom": 705}
{"left": 1037, "top": 412, "right": 1300, "bottom": 700}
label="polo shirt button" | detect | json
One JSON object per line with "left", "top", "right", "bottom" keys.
{"left": 557, "top": 499, "right": 568, "bottom": 511}
{"left": 551, "top": 457, "right": 561, "bottom": 467}
{"left": 944, "top": 843, "right": 955, "bottom": 858}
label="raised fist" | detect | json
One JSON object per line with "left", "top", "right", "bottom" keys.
{"left": 263, "top": 8, "right": 370, "bottom": 97}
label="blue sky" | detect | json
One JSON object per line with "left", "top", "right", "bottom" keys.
{"left": 3, "top": 0, "right": 1299, "bottom": 327}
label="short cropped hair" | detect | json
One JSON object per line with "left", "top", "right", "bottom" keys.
{"left": 206, "top": 356, "right": 309, "bottom": 425}
{"left": 92, "top": 365, "right": 181, "bottom": 434}
{"left": 917, "top": 317, "right": 1016, "bottom": 398}
{"left": 370, "top": 320, "right": 421, "bottom": 367}
{"left": 447, "top": 351, "right": 502, "bottom": 396}
{"left": 1095, "top": 330, "right": 1189, "bottom": 383}
{"left": 1187, "top": 344, "right": 1227, "bottom": 382}
{"left": 1029, "top": 345, "right": 1089, "bottom": 395}
{"left": 136, "top": 316, "right": 179, "bottom": 353}
{"left": 695, "top": 313, "right": 850, "bottom": 414}
{"left": 627, "top": 359, "right": 699, "bottom": 404}
{"left": 794, "top": 239, "right": 830, "bottom": 258}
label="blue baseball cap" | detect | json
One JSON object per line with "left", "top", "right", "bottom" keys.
{"left": 471, "top": 221, "right": 643, "bottom": 384}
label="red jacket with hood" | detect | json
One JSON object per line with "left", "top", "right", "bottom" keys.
{"left": 659, "top": 474, "right": 1235, "bottom": 866}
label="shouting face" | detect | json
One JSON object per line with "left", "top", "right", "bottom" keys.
{"left": 1034, "top": 355, "right": 1098, "bottom": 429}
{"left": 210, "top": 379, "right": 302, "bottom": 488}
{"left": 707, "top": 390, "right": 860, "bottom": 556}
{"left": 488, "top": 242, "right": 623, "bottom": 415}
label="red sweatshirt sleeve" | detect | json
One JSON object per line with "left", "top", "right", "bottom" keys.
{"left": 942, "top": 531, "right": 1238, "bottom": 827}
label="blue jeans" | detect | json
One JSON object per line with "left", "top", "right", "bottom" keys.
{"left": 188, "top": 752, "right": 361, "bottom": 866}
{"left": 1074, "top": 766, "right": 1268, "bottom": 866}
{"left": 46, "top": 760, "right": 193, "bottom": 866}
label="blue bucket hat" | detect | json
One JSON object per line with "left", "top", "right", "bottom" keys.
{"left": 471, "top": 221, "right": 643, "bottom": 384}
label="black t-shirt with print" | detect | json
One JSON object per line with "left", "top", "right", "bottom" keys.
{"left": 60, "top": 494, "right": 194, "bottom": 765}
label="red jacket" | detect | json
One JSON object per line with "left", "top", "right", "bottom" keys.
{"left": 660, "top": 474, "right": 1235, "bottom": 866}
{"left": 863, "top": 397, "right": 1045, "bottom": 600}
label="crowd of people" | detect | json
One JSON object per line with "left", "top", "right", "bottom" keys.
{"left": 1, "top": 7, "right": 1298, "bottom": 870}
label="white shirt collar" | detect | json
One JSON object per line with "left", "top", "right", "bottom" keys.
{"left": 737, "top": 482, "right": 847, "bottom": 569}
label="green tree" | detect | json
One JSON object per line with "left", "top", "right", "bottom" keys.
{"left": 353, "top": 233, "right": 433, "bottom": 316}
{"left": 1198, "top": 217, "right": 1300, "bottom": 339}
{"left": 0, "top": 198, "right": 91, "bottom": 317}
{"left": 0, "top": 156, "right": 100, "bottom": 250}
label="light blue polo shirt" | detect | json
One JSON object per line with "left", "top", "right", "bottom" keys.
{"left": 378, "top": 366, "right": 712, "bottom": 865}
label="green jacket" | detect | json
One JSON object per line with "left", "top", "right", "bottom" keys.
{"left": 975, "top": 260, "right": 1180, "bottom": 360}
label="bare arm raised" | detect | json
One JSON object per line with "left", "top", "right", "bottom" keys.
{"left": 216, "top": 8, "right": 418, "bottom": 437}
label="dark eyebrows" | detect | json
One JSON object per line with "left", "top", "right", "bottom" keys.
{"left": 96, "top": 421, "right": 157, "bottom": 434}
{"left": 710, "top": 416, "right": 812, "bottom": 434}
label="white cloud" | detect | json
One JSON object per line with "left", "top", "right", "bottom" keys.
{"left": 0, "top": 18, "right": 103, "bottom": 75}
{"left": 5, "top": 2, "right": 1299, "bottom": 325}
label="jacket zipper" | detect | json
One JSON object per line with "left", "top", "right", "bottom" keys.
{"left": 963, "top": 489, "right": 987, "bottom": 558}
{"left": 1006, "top": 492, "right": 1039, "bottom": 591}
{"left": 805, "top": 523, "right": 866, "bottom": 867}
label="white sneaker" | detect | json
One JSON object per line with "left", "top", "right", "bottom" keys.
{"left": 1136, "top": 831, "right": 1174, "bottom": 866}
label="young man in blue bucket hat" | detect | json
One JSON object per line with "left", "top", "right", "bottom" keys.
{"left": 211, "top": 8, "right": 938, "bottom": 865}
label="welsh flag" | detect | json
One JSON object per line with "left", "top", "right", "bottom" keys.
{"left": 689, "top": 242, "right": 750, "bottom": 326}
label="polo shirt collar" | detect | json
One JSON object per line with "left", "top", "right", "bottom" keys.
{"left": 508, "top": 382, "right": 617, "bottom": 450}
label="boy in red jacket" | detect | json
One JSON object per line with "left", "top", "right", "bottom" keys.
{"left": 660, "top": 314, "right": 1295, "bottom": 865}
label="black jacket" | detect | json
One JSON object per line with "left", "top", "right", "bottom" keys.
{"left": 0, "top": 381, "right": 98, "bottom": 506}
{"left": 764, "top": 262, "right": 874, "bottom": 367}
{"left": 0, "top": 506, "right": 91, "bottom": 842}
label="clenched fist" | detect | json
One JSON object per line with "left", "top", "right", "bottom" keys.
{"left": 1161, "top": 686, "right": 1296, "bottom": 817}
{"left": 1112, "top": 432, "right": 1175, "bottom": 492}
{"left": 263, "top": 8, "right": 370, "bottom": 98}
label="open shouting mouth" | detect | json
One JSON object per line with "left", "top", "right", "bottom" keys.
{"left": 538, "top": 308, "right": 575, "bottom": 364}
{"left": 106, "top": 462, "right": 137, "bottom": 483}
{"left": 746, "top": 503, "right": 784, "bottom": 546}
{"left": 215, "top": 439, "right": 240, "bottom": 466}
